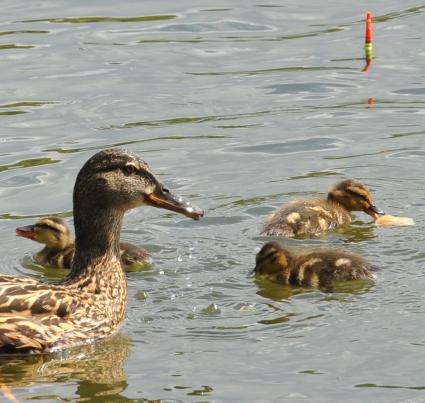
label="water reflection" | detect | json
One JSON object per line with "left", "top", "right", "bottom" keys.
{"left": 0, "top": 335, "right": 131, "bottom": 401}
{"left": 255, "top": 274, "right": 375, "bottom": 301}
{"left": 335, "top": 222, "right": 377, "bottom": 243}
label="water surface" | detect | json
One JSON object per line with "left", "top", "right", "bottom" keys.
{"left": 1, "top": 0, "right": 425, "bottom": 402}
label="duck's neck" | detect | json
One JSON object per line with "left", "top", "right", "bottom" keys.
{"left": 68, "top": 206, "right": 124, "bottom": 282}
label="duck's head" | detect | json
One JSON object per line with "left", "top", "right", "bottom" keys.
{"left": 74, "top": 149, "right": 203, "bottom": 220}
{"left": 254, "top": 241, "right": 293, "bottom": 276}
{"left": 327, "top": 179, "right": 384, "bottom": 219}
{"left": 16, "top": 217, "right": 71, "bottom": 250}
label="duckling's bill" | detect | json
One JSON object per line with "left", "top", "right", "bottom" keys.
{"left": 364, "top": 203, "right": 385, "bottom": 219}
{"left": 145, "top": 186, "right": 203, "bottom": 220}
{"left": 16, "top": 225, "right": 36, "bottom": 240}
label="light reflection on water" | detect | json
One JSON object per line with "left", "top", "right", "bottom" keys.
{"left": 1, "top": 0, "right": 425, "bottom": 402}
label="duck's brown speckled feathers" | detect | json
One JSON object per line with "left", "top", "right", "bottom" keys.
{"left": 16, "top": 217, "right": 152, "bottom": 270}
{"left": 255, "top": 241, "right": 375, "bottom": 290}
{"left": 261, "top": 179, "right": 384, "bottom": 237}
{"left": 0, "top": 274, "right": 108, "bottom": 352}
{"left": 1, "top": 148, "right": 203, "bottom": 353}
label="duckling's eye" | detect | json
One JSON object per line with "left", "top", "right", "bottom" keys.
{"left": 346, "top": 189, "right": 368, "bottom": 202}
{"left": 124, "top": 164, "right": 138, "bottom": 176}
{"left": 162, "top": 186, "right": 170, "bottom": 194}
{"left": 37, "top": 224, "right": 50, "bottom": 230}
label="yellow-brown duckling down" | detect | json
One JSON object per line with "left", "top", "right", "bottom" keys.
{"left": 261, "top": 179, "right": 384, "bottom": 237}
{"left": 0, "top": 149, "right": 203, "bottom": 353}
{"left": 254, "top": 241, "right": 375, "bottom": 290}
{"left": 16, "top": 217, "right": 152, "bottom": 270}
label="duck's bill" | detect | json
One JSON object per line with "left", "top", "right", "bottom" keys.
{"left": 364, "top": 204, "right": 385, "bottom": 219}
{"left": 16, "top": 225, "right": 36, "bottom": 240}
{"left": 145, "top": 188, "right": 204, "bottom": 220}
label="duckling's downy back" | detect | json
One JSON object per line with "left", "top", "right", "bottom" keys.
{"left": 255, "top": 241, "right": 375, "bottom": 290}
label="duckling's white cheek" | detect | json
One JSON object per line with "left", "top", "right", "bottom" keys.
{"left": 286, "top": 212, "right": 301, "bottom": 225}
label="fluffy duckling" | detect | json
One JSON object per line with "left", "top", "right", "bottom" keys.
{"left": 261, "top": 179, "right": 384, "bottom": 237}
{"left": 0, "top": 149, "right": 203, "bottom": 353}
{"left": 16, "top": 217, "right": 152, "bottom": 270}
{"left": 254, "top": 241, "right": 375, "bottom": 290}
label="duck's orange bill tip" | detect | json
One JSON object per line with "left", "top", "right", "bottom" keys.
{"left": 0, "top": 384, "right": 19, "bottom": 403}
{"left": 145, "top": 192, "right": 204, "bottom": 221}
{"left": 16, "top": 225, "right": 35, "bottom": 240}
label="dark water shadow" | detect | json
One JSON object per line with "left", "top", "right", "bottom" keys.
{"left": 18, "top": 15, "right": 177, "bottom": 24}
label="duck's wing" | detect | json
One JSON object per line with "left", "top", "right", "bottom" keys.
{"left": 0, "top": 275, "right": 75, "bottom": 317}
{"left": 0, "top": 314, "right": 71, "bottom": 351}
{"left": 0, "top": 276, "right": 82, "bottom": 351}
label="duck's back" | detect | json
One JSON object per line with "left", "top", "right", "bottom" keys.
{"left": 290, "top": 250, "right": 375, "bottom": 289}
{"left": 261, "top": 198, "right": 351, "bottom": 237}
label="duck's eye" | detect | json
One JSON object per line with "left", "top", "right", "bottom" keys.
{"left": 124, "top": 164, "right": 138, "bottom": 175}
{"left": 162, "top": 186, "right": 170, "bottom": 194}
{"left": 37, "top": 224, "right": 50, "bottom": 230}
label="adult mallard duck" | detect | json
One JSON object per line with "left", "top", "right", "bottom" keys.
{"left": 16, "top": 217, "right": 152, "bottom": 270}
{"left": 254, "top": 241, "right": 375, "bottom": 290}
{"left": 261, "top": 179, "right": 384, "bottom": 237}
{"left": 0, "top": 149, "right": 203, "bottom": 353}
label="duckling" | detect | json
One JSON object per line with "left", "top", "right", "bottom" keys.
{"left": 16, "top": 217, "right": 152, "bottom": 270}
{"left": 261, "top": 179, "right": 384, "bottom": 237}
{"left": 254, "top": 241, "right": 375, "bottom": 290}
{"left": 0, "top": 149, "right": 203, "bottom": 353}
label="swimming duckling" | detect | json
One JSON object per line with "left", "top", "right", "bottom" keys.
{"left": 254, "top": 241, "right": 375, "bottom": 290}
{"left": 0, "top": 148, "right": 203, "bottom": 353}
{"left": 16, "top": 217, "right": 152, "bottom": 270}
{"left": 261, "top": 179, "right": 384, "bottom": 237}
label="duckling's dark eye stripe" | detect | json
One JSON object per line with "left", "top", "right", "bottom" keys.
{"left": 345, "top": 189, "right": 369, "bottom": 201}
{"left": 256, "top": 249, "right": 279, "bottom": 266}
{"left": 35, "top": 223, "right": 61, "bottom": 233}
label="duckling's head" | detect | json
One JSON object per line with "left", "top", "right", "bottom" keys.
{"left": 327, "top": 179, "right": 384, "bottom": 218}
{"left": 74, "top": 149, "right": 203, "bottom": 220}
{"left": 16, "top": 217, "right": 71, "bottom": 250}
{"left": 254, "top": 241, "right": 293, "bottom": 277}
